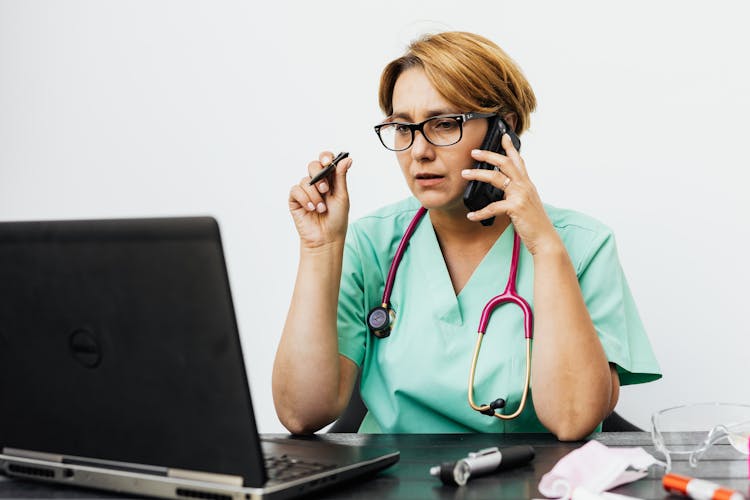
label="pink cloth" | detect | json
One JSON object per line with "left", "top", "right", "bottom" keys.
{"left": 538, "top": 441, "right": 657, "bottom": 499}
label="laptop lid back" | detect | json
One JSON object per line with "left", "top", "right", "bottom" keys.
{"left": 0, "top": 216, "right": 267, "bottom": 487}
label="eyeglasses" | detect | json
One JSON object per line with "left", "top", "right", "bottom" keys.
{"left": 651, "top": 402, "right": 750, "bottom": 473}
{"left": 374, "top": 112, "right": 496, "bottom": 152}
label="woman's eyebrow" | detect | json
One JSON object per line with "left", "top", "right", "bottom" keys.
{"left": 387, "top": 112, "right": 412, "bottom": 122}
{"left": 388, "top": 108, "right": 458, "bottom": 122}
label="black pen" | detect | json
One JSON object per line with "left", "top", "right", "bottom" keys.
{"left": 308, "top": 151, "right": 349, "bottom": 186}
{"left": 430, "top": 445, "right": 535, "bottom": 486}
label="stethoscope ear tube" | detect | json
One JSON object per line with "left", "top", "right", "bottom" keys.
{"left": 468, "top": 336, "right": 532, "bottom": 420}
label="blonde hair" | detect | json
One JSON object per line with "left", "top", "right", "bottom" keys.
{"left": 378, "top": 31, "right": 536, "bottom": 134}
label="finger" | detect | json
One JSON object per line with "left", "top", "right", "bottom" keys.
{"left": 307, "top": 160, "right": 331, "bottom": 193}
{"left": 501, "top": 133, "right": 527, "bottom": 177}
{"left": 317, "top": 151, "right": 335, "bottom": 193}
{"left": 470, "top": 148, "right": 520, "bottom": 181}
{"left": 289, "top": 183, "right": 317, "bottom": 213}
{"left": 330, "top": 156, "right": 352, "bottom": 198}
{"left": 466, "top": 199, "right": 510, "bottom": 223}
{"left": 318, "top": 151, "right": 334, "bottom": 165}
{"left": 299, "top": 175, "right": 328, "bottom": 213}
{"left": 461, "top": 167, "right": 511, "bottom": 190}
{"left": 308, "top": 151, "right": 335, "bottom": 193}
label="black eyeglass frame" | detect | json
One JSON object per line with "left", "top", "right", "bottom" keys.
{"left": 373, "top": 112, "right": 496, "bottom": 151}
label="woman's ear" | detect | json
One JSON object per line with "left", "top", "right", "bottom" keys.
{"left": 503, "top": 112, "right": 518, "bottom": 132}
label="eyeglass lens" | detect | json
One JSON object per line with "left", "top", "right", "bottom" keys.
{"left": 378, "top": 116, "right": 462, "bottom": 151}
{"left": 651, "top": 403, "right": 750, "bottom": 473}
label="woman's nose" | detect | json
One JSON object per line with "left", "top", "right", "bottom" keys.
{"left": 410, "top": 130, "right": 434, "bottom": 161}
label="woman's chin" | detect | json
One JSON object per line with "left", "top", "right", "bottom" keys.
{"left": 412, "top": 191, "right": 466, "bottom": 214}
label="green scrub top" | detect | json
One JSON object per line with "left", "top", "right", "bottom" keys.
{"left": 337, "top": 197, "right": 661, "bottom": 433}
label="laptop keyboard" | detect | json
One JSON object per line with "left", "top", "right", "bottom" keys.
{"left": 264, "top": 454, "right": 336, "bottom": 482}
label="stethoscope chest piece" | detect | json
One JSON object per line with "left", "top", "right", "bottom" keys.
{"left": 367, "top": 305, "right": 396, "bottom": 338}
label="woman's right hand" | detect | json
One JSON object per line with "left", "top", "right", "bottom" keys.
{"left": 288, "top": 151, "right": 353, "bottom": 249}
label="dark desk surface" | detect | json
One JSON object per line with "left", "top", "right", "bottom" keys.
{"left": 1, "top": 432, "right": 747, "bottom": 499}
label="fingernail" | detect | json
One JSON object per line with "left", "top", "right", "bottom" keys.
{"left": 321, "top": 156, "right": 331, "bottom": 165}
{"left": 307, "top": 202, "right": 315, "bottom": 211}
{"left": 466, "top": 212, "right": 475, "bottom": 220}
{"left": 471, "top": 149, "right": 481, "bottom": 155}
{"left": 461, "top": 169, "right": 471, "bottom": 176}
{"left": 316, "top": 202, "right": 326, "bottom": 213}
{"left": 319, "top": 182, "right": 328, "bottom": 192}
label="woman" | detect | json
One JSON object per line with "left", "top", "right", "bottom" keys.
{"left": 273, "top": 31, "right": 660, "bottom": 440}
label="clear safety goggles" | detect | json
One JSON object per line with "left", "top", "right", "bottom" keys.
{"left": 651, "top": 402, "right": 750, "bottom": 473}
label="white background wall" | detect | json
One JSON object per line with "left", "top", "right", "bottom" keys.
{"left": 2, "top": 0, "right": 749, "bottom": 433}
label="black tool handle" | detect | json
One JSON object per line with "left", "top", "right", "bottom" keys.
{"left": 496, "top": 445, "right": 535, "bottom": 471}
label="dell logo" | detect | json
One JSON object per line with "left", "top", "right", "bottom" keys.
{"left": 68, "top": 329, "right": 102, "bottom": 368}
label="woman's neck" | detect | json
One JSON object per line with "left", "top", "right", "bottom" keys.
{"left": 427, "top": 206, "right": 511, "bottom": 295}
{"left": 428, "top": 206, "right": 510, "bottom": 247}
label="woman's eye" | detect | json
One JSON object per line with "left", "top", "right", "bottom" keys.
{"left": 394, "top": 124, "right": 411, "bottom": 135}
{"left": 433, "top": 119, "right": 458, "bottom": 131}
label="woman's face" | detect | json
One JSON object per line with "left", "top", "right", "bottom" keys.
{"left": 390, "top": 67, "right": 488, "bottom": 214}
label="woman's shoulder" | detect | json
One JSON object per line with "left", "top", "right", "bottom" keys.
{"left": 349, "top": 197, "right": 421, "bottom": 235}
{"left": 544, "top": 203, "right": 614, "bottom": 239}
{"left": 544, "top": 204, "right": 620, "bottom": 272}
{"left": 343, "top": 198, "right": 420, "bottom": 266}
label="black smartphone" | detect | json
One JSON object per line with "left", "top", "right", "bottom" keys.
{"left": 462, "top": 115, "right": 521, "bottom": 226}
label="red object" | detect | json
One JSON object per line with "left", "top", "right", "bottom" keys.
{"left": 663, "top": 473, "right": 745, "bottom": 500}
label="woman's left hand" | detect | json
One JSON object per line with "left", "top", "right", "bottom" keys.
{"left": 461, "top": 133, "right": 562, "bottom": 256}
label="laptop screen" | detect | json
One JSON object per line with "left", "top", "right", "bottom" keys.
{"left": 0, "top": 217, "right": 267, "bottom": 487}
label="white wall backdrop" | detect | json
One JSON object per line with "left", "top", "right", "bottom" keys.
{"left": 2, "top": 0, "right": 749, "bottom": 433}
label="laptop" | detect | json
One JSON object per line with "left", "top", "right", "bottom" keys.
{"left": 0, "top": 216, "right": 399, "bottom": 499}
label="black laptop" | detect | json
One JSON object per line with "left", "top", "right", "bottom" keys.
{"left": 0, "top": 216, "right": 398, "bottom": 499}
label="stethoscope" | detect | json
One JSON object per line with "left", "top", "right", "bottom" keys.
{"left": 366, "top": 207, "right": 533, "bottom": 420}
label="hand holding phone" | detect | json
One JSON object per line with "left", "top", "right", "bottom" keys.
{"left": 462, "top": 116, "right": 521, "bottom": 226}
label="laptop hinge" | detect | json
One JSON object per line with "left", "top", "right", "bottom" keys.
{"left": 168, "top": 468, "right": 244, "bottom": 487}
{"left": 2, "top": 448, "right": 63, "bottom": 463}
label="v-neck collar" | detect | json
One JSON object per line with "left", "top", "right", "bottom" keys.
{"left": 410, "top": 211, "right": 516, "bottom": 326}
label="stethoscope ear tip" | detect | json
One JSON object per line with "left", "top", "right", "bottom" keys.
{"left": 490, "top": 399, "right": 506, "bottom": 410}
{"left": 478, "top": 399, "right": 506, "bottom": 417}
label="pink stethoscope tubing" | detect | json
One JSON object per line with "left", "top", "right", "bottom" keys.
{"left": 376, "top": 207, "right": 533, "bottom": 420}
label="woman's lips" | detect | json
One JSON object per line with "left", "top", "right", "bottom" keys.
{"left": 415, "top": 173, "right": 445, "bottom": 187}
